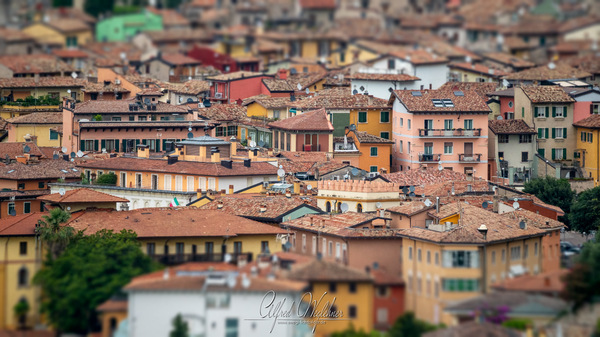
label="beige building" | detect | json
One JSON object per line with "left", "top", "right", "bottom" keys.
{"left": 316, "top": 179, "right": 403, "bottom": 213}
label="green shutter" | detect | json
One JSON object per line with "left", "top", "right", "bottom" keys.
{"left": 80, "top": 139, "right": 85, "bottom": 151}
{"left": 522, "top": 107, "right": 525, "bottom": 118}
{"left": 135, "top": 139, "right": 140, "bottom": 149}
{"left": 162, "top": 139, "right": 167, "bottom": 150}
{"left": 551, "top": 148, "right": 556, "bottom": 160}
{"left": 545, "top": 107, "right": 549, "bottom": 117}
{"left": 545, "top": 128, "right": 549, "bottom": 139}
{"left": 115, "top": 139, "right": 119, "bottom": 152}
{"left": 551, "top": 128, "right": 556, "bottom": 139}
{"left": 563, "top": 107, "right": 567, "bottom": 118}
{"left": 94, "top": 140, "right": 99, "bottom": 151}
{"left": 142, "top": 139, "right": 147, "bottom": 145}
{"left": 563, "top": 148, "right": 567, "bottom": 159}
{"left": 101, "top": 139, "right": 106, "bottom": 150}
{"left": 563, "top": 128, "right": 567, "bottom": 138}
{"left": 538, "top": 128, "right": 543, "bottom": 138}
{"left": 534, "top": 107, "right": 538, "bottom": 118}
{"left": 538, "top": 148, "right": 545, "bottom": 157}
{"left": 122, "top": 140, "right": 127, "bottom": 152}
{"left": 552, "top": 106, "right": 556, "bottom": 117}
{"left": 155, "top": 139, "right": 160, "bottom": 152}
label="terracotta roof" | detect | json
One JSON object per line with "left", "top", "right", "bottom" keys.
{"left": 283, "top": 212, "right": 401, "bottom": 238}
{"left": 574, "top": 114, "right": 600, "bottom": 129}
{"left": 0, "top": 77, "right": 84, "bottom": 88}
{"left": 199, "top": 195, "right": 320, "bottom": 220}
{"left": 207, "top": 71, "right": 266, "bottom": 81}
{"left": 290, "top": 93, "right": 390, "bottom": 110}
{"left": 261, "top": 78, "right": 295, "bottom": 92}
{"left": 306, "top": 161, "right": 349, "bottom": 176}
{"left": 503, "top": 63, "right": 591, "bottom": 81}
{"left": 44, "top": 18, "right": 91, "bottom": 33}
{"left": 401, "top": 202, "right": 546, "bottom": 244}
{"left": 0, "top": 27, "right": 33, "bottom": 42}
{"left": 278, "top": 151, "right": 329, "bottom": 162}
{"left": 288, "top": 72, "right": 327, "bottom": 90}
{"left": 387, "top": 201, "right": 432, "bottom": 216}
{"left": 158, "top": 53, "right": 201, "bottom": 66}
{"left": 79, "top": 121, "right": 211, "bottom": 129}
{"left": 503, "top": 208, "right": 564, "bottom": 230}
{"left": 289, "top": 259, "right": 372, "bottom": 282}
{"left": 73, "top": 99, "right": 188, "bottom": 114}
{"left": 77, "top": 157, "right": 278, "bottom": 177}
{"left": 0, "top": 212, "right": 45, "bottom": 236}
{"left": 52, "top": 49, "right": 89, "bottom": 59}
{"left": 145, "top": 29, "right": 213, "bottom": 44}
{"left": 439, "top": 82, "right": 500, "bottom": 101}
{"left": 492, "top": 269, "right": 568, "bottom": 293}
{"left": 391, "top": 89, "right": 490, "bottom": 113}
{"left": 449, "top": 62, "right": 507, "bottom": 77}
{"left": 350, "top": 131, "right": 394, "bottom": 144}
{"left": 268, "top": 108, "right": 333, "bottom": 131}
{"left": 482, "top": 52, "right": 535, "bottom": 69}
{"left": 0, "top": 160, "right": 80, "bottom": 180}
{"left": 68, "top": 208, "right": 286, "bottom": 238}
{"left": 299, "top": 0, "right": 336, "bottom": 10}
{"left": 349, "top": 73, "right": 420, "bottom": 82}
{"left": 38, "top": 188, "right": 128, "bottom": 204}
{"left": 388, "top": 49, "right": 448, "bottom": 65}
{"left": 96, "top": 298, "right": 128, "bottom": 312}
{"left": 488, "top": 119, "right": 535, "bottom": 135}
{"left": 560, "top": 53, "right": 600, "bottom": 75}
{"left": 422, "top": 321, "right": 521, "bottom": 337}
{"left": 7, "top": 112, "right": 62, "bottom": 125}
{"left": 170, "top": 80, "right": 210, "bottom": 95}
{"left": 0, "top": 142, "right": 46, "bottom": 159}
{"left": 242, "top": 95, "right": 292, "bottom": 109}
{"left": 444, "top": 291, "right": 567, "bottom": 317}
{"left": 487, "top": 88, "right": 514, "bottom": 97}
{"left": 146, "top": 7, "right": 189, "bottom": 27}
{"left": 382, "top": 167, "right": 468, "bottom": 186}
{"left": 83, "top": 82, "right": 130, "bottom": 93}
{"left": 189, "top": 0, "right": 216, "bottom": 8}
{"left": 0, "top": 189, "right": 50, "bottom": 199}
{"left": 84, "top": 42, "right": 143, "bottom": 64}
{"left": 520, "top": 85, "right": 575, "bottom": 103}
{"left": 198, "top": 104, "right": 246, "bottom": 121}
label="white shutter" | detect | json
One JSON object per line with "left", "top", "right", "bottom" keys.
{"left": 336, "top": 242, "right": 341, "bottom": 258}
{"left": 312, "top": 236, "right": 317, "bottom": 255}
{"left": 442, "top": 251, "right": 452, "bottom": 268}
{"left": 164, "top": 175, "right": 172, "bottom": 190}
{"left": 187, "top": 176, "right": 194, "bottom": 192}
{"left": 199, "top": 177, "right": 206, "bottom": 190}
{"left": 175, "top": 176, "right": 183, "bottom": 191}
{"left": 471, "top": 251, "right": 480, "bottom": 268}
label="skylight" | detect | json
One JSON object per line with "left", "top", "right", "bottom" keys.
{"left": 411, "top": 91, "right": 422, "bottom": 96}
{"left": 432, "top": 99, "right": 454, "bottom": 108}
{"left": 432, "top": 99, "right": 444, "bottom": 107}
{"left": 453, "top": 91, "right": 464, "bottom": 96}
{"left": 442, "top": 99, "right": 454, "bottom": 107}
{"left": 7, "top": 170, "right": 15, "bottom": 173}
{"left": 61, "top": 169, "right": 69, "bottom": 173}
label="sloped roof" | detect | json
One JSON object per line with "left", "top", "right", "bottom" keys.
{"left": 8, "top": 112, "right": 62, "bottom": 125}
{"left": 290, "top": 93, "right": 390, "bottom": 110}
{"left": 0, "top": 77, "right": 84, "bottom": 88}
{"left": 169, "top": 80, "right": 210, "bottom": 95}
{"left": 422, "top": 321, "right": 523, "bottom": 337}
{"left": 197, "top": 104, "right": 247, "bottom": 121}
{"left": 503, "top": 63, "right": 591, "bottom": 81}
{"left": 73, "top": 99, "right": 189, "bottom": 114}
{"left": 350, "top": 131, "right": 394, "bottom": 144}
{"left": 392, "top": 89, "right": 490, "bottom": 112}
{"left": 488, "top": 119, "right": 536, "bottom": 135}
{"left": 520, "top": 85, "right": 575, "bottom": 103}
{"left": 38, "top": 188, "right": 128, "bottom": 204}
{"left": 198, "top": 195, "right": 320, "bottom": 221}
{"left": 348, "top": 73, "right": 420, "bottom": 82}
{"left": 289, "top": 259, "right": 372, "bottom": 282}
{"left": 574, "top": 114, "right": 600, "bottom": 129}
{"left": 268, "top": 108, "right": 334, "bottom": 131}
{"left": 207, "top": 71, "right": 265, "bottom": 81}
{"left": 439, "top": 82, "right": 500, "bottom": 100}
{"left": 299, "top": 0, "right": 336, "bottom": 9}
{"left": 382, "top": 167, "right": 468, "bottom": 186}
{"left": 242, "top": 95, "right": 292, "bottom": 109}
{"left": 0, "top": 160, "right": 80, "bottom": 180}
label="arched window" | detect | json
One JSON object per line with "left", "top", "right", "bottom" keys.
{"left": 357, "top": 204, "right": 363, "bottom": 213}
{"left": 325, "top": 201, "right": 331, "bottom": 212}
{"left": 18, "top": 267, "right": 28, "bottom": 287}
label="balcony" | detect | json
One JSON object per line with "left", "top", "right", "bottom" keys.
{"left": 419, "top": 153, "right": 441, "bottom": 162}
{"left": 150, "top": 252, "right": 253, "bottom": 266}
{"left": 459, "top": 153, "right": 482, "bottom": 162}
{"left": 418, "top": 129, "right": 482, "bottom": 138}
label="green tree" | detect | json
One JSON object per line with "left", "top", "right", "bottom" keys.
{"left": 13, "top": 299, "right": 30, "bottom": 330}
{"left": 35, "top": 208, "right": 74, "bottom": 260}
{"left": 52, "top": 0, "right": 73, "bottom": 7}
{"left": 569, "top": 186, "right": 600, "bottom": 233}
{"left": 523, "top": 177, "right": 574, "bottom": 223}
{"left": 85, "top": 0, "right": 115, "bottom": 18}
{"left": 330, "top": 324, "right": 381, "bottom": 337}
{"left": 170, "top": 314, "right": 189, "bottom": 337}
{"left": 93, "top": 114, "right": 103, "bottom": 121}
{"left": 388, "top": 312, "right": 441, "bottom": 337}
{"left": 502, "top": 318, "right": 532, "bottom": 331}
{"left": 34, "top": 229, "right": 158, "bottom": 334}
{"left": 561, "top": 236, "right": 600, "bottom": 312}
{"left": 95, "top": 172, "right": 117, "bottom": 185}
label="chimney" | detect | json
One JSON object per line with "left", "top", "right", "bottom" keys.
{"left": 285, "top": 189, "right": 291, "bottom": 198}
{"left": 229, "top": 184, "right": 234, "bottom": 194}
{"left": 211, "top": 147, "right": 221, "bottom": 162}
{"left": 249, "top": 148, "right": 257, "bottom": 161}
{"left": 29, "top": 135, "right": 38, "bottom": 145}
{"left": 137, "top": 144, "right": 149, "bottom": 158}
{"left": 16, "top": 156, "right": 27, "bottom": 164}
{"left": 259, "top": 204, "right": 267, "bottom": 212}
{"left": 477, "top": 224, "right": 488, "bottom": 240}
{"left": 167, "top": 155, "right": 178, "bottom": 165}
{"left": 220, "top": 189, "right": 226, "bottom": 195}
{"left": 196, "top": 188, "right": 202, "bottom": 199}
{"left": 217, "top": 200, "right": 224, "bottom": 209}
{"left": 163, "top": 268, "right": 169, "bottom": 280}
{"left": 244, "top": 158, "right": 251, "bottom": 167}
{"left": 436, "top": 197, "right": 440, "bottom": 213}
{"left": 220, "top": 160, "right": 233, "bottom": 169}
{"left": 277, "top": 68, "right": 287, "bottom": 80}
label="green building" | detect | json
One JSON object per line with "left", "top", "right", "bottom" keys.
{"left": 96, "top": 11, "right": 163, "bottom": 42}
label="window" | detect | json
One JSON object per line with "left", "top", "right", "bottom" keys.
{"left": 510, "top": 246, "right": 521, "bottom": 260}
{"left": 498, "top": 135, "right": 509, "bottom": 143}
{"left": 370, "top": 147, "right": 378, "bottom": 157}
{"left": 349, "top": 282, "right": 357, "bottom": 293}
{"left": 146, "top": 243, "right": 155, "bottom": 256}
{"left": 427, "top": 251, "right": 431, "bottom": 264}
{"left": 592, "top": 103, "right": 600, "bottom": 114}
{"left": 225, "top": 318, "right": 238, "bottom": 337}
{"left": 491, "top": 251, "right": 496, "bottom": 264}
{"left": 508, "top": 101, "right": 513, "bottom": 108}
{"left": 358, "top": 111, "right": 367, "bottom": 123}
{"left": 388, "top": 59, "right": 395, "bottom": 70}
{"left": 139, "top": 116, "right": 147, "bottom": 121}
{"left": 524, "top": 244, "right": 529, "bottom": 259}
{"left": 380, "top": 132, "right": 390, "bottom": 139}
{"left": 18, "top": 267, "right": 28, "bottom": 287}
{"left": 111, "top": 117, "right": 121, "bottom": 121}
{"left": 519, "top": 135, "right": 532, "bottom": 143}
{"left": 444, "top": 119, "right": 453, "bottom": 130}
{"left": 348, "top": 305, "right": 357, "bottom": 318}
{"left": 464, "top": 119, "right": 473, "bottom": 130}
{"left": 408, "top": 246, "right": 413, "bottom": 260}
{"left": 553, "top": 106, "right": 566, "bottom": 118}
{"left": 90, "top": 93, "right": 98, "bottom": 100}
{"left": 302, "top": 234, "right": 306, "bottom": 252}
{"left": 498, "top": 151, "right": 504, "bottom": 159}
{"left": 377, "top": 308, "right": 388, "bottom": 323}
{"left": 534, "top": 242, "right": 538, "bottom": 256}
{"left": 444, "top": 142, "right": 453, "bottom": 154}
{"left": 399, "top": 140, "right": 403, "bottom": 153}
{"left": 50, "top": 129, "right": 59, "bottom": 140}
{"left": 535, "top": 106, "right": 549, "bottom": 118}
{"left": 443, "top": 250, "right": 479, "bottom": 268}
{"left": 380, "top": 111, "right": 390, "bottom": 123}
{"left": 23, "top": 202, "right": 30, "bottom": 214}
{"left": 370, "top": 166, "right": 378, "bottom": 173}
{"left": 521, "top": 151, "right": 529, "bottom": 162}
{"left": 408, "top": 119, "right": 411, "bottom": 130}
{"left": 554, "top": 128, "right": 566, "bottom": 139}
{"left": 17, "top": 183, "right": 25, "bottom": 190}
{"left": 8, "top": 202, "right": 15, "bottom": 215}
{"left": 442, "top": 278, "right": 479, "bottom": 292}
{"left": 424, "top": 119, "right": 433, "bottom": 130}
{"left": 538, "top": 128, "right": 549, "bottom": 139}
{"left": 400, "top": 118, "right": 404, "bottom": 127}
{"left": 435, "top": 252, "right": 439, "bottom": 265}
{"left": 261, "top": 241, "right": 269, "bottom": 253}
{"left": 19, "top": 242, "right": 27, "bottom": 255}
{"left": 505, "top": 111, "right": 514, "bottom": 120}
{"left": 329, "top": 282, "right": 337, "bottom": 293}
{"left": 408, "top": 141, "right": 411, "bottom": 154}
{"left": 502, "top": 249, "right": 506, "bottom": 262}
{"left": 552, "top": 148, "right": 566, "bottom": 160}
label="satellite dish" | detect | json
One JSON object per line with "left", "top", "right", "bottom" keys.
{"left": 120, "top": 52, "right": 127, "bottom": 60}
{"left": 513, "top": 202, "right": 520, "bottom": 209}
{"left": 340, "top": 203, "right": 349, "bottom": 213}
{"left": 23, "top": 145, "right": 30, "bottom": 153}
{"left": 250, "top": 140, "right": 257, "bottom": 147}
{"left": 277, "top": 169, "right": 285, "bottom": 177}
{"left": 409, "top": 186, "right": 415, "bottom": 192}
{"left": 514, "top": 198, "right": 519, "bottom": 202}
{"left": 482, "top": 201, "right": 488, "bottom": 209}
{"left": 402, "top": 187, "right": 409, "bottom": 194}
{"left": 409, "top": 192, "right": 416, "bottom": 197}
{"left": 424, "top": 199, "right": 432, "bottom": 207}
{"left": 548, "top": 62, "right": 556, "bottom": 70}
{"left": 375, "top": 202, "right": 382, "bottom": 208}
{"left": 187, "top": 132, "right": 194, "bottom": 139}
{"left": 76, "top": 150, "right": 84, "bottom": 157}
{"left": 502, "top": 79, "right": 509, "bottom": 87}
{"left": 307, "top": 185, "right": 312, "bottom": 190}
{"left": 67, "top": 89, "right": 71, "bottom": 94}
{"left": 224, "top": 253, "right": 232, "bottom": 263}
{"left": 101, "top": 148, "right": 106, "bottom": 153}
{"left": 70, "top": 158, "right": 74, "bottom": 162}
{"left": 53, "top": 154, "right": 59, "bottom": 160}
{"left": 241, "top": 276, "right": 251, "bottom": 288}
{"left": 187, "top": 98, "right": 194, "bottom": 103}
{"left": 497, "top": 115, "right": 503, "bottom": 120}
{"left": 352, "top": 89, "right": 358, "bottom": 95}
{"left": 71, "top": 72, "right": 77, "bottom": 79}
{"left": 258, "top": 141, "right": 265, "bottom": 147}
{"left": 227, "top": 276, "right": 237, "bottom": 288}
{"left": 188, "top": 127, "right": 192, "bottom": 132}
{"left": 59, "top": 188, "right": 66, "bottom": 196}
{"left": 279, "top": 165, "right": 283, "bottom": 169}
{"left": 465, "top": 55, "right": 472, "bottom": 63}
{"left": 70, "top": 152, "right": 76, "bottom": 158}
{"left": 492, "top": 186, "right": 497, "bottom": 192}
{"left": 349, "top": 124, "right": 357, "bottom": 131}
{"left": 519, "top": 220, "right": 526, "bottom": 229}
{"left": 351, "top": 168, "right": 359, "bottom": 176}
{"left": 297, "top": 83, "right": 302, "bottom": 90}
{"left": 438, "top": 165, "right": 443, "bottom": 171}
{"left": 66, "top": 206, "right": 71, "bottom": 211}
{"left": 9, "top": 209, "right": 16, "bottom": 216}
{"left": 61, "top": 146, "right": 67, "bottom": 153}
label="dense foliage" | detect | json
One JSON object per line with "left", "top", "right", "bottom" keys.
{"left": 170, "top": 314, "right": 190, "bottom": 337}
{"left": 569, "top": 186, "right": 600, "bottom": 234}
{"left": 561, "top": 236, "right": 600, "bottom": 312}
{"left": 0, "top": 95, "right": 61, "bottom": 107}
{"left": 523, "top": 177, "right": 574, "bottom": 225}
{"left": 95, "top": 172, "right": 118, "bottom": 185}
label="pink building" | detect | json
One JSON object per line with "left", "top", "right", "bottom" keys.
{"left": 569, "top": 87, "right": 600, "bottom": 123}
{"left": 489, "top": 87, "right": 515, "bottom": 120}
{"left": 390, "top": 89, "right": 490, "bottom": 179}
{"left": 207, "top": 71, "right": 272, "bottom": 104}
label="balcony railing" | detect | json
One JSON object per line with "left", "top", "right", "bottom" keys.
{"left": 418, "top": 153, "right": 441, "bottom": 162}
{"left": 150, "top": 252, "right": 253, "bottom": 266}
{"left": 418, "top": 129, "right": 482, "bottom": 137}
{"left": 459, "top": 153, "right": 482, "bottom": 162}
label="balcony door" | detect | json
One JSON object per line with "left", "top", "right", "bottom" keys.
{"left": 464, "top": 142, "right": 473, "bottom": 156}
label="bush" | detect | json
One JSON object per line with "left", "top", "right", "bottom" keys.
{"left": 501, "top": 318, "right": 532, "bottom": 331}
{"left": 95, "top": 173, "right": 117, "bottom": 185}
{"left": 4, "top": 95, "right": 60, "bottom": 107}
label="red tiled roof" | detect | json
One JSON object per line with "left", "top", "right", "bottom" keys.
{"left": 159, "top": 53, "right": 202, "bottom": 66}
{"left": 52, "top": 49, "right": 89, "bottom": 59}
{"left": 77, "top": 157, "right": 278, "bottom": 177}
{"left": 482, "top": 52, "right": 535, "bottom": 70}
{"left": 0, "top": 212, "right": 45, "bottom": 236}
{"left": 503, "top": 208, "right": 564, "bottom": 230}
{"left": 0, "top": 27, "right": 33, "bottom": 42}
{"left": 503, "top": 63, "right": 591, "bottom": 81}
{"left": 388, "top": 49, "right": 448, "bottom": 65}
{"left": 96, "top": 299, "right": 128, "bottom": 312}
{"left": 387, "top": 201, "right": 432, "bottom": 216}
{"left": 383, "top": 167, "right": 468, "bottom": 186}
{"left": 300, "top": 0, "right": 336, "bottom": 10}
{"left": 492, "top": 269, "right": 567, "bottom": 293}
{"left": 68, "top": 208, "right": 287, "bottom": 238}
{"left": 268, "top": 108, "right": 333, "bottom": 131}
{"left": 38, "top": 188, "right": 128, "bottom": 204}
{"left": 169, "top": 80, "right": 210, "bottom": 95}
{"left": 242, "top": 95, "right": 292, "bottom": 109}
{"left": 488, "top": 119, "right": 536, "bottom": 135}
{"left": 0, "top": 77, "right": 84, "bottom": 88}
{"left": 198, "top": 104, "right": 246, "bottom": 121}
{"left": 289, "top": 259, "right": 372, "bottom": 282}
{"left": 73, "top": 98, "right": 188, "bottom": 114}
{"left": 349, "top": 73, "right": 420, "bottom": 82}
{"left": 199, "top": 195, "right": 319, "bottom": 220}
{"left": 283, "top": 212, "right": 402, "bottom": 238}
{"left": 574, "top": 114, "right": 600, "bottom": 129}
{"left": 207, "top": 71, "right": 266, "bottom": 81}
{"left": 391, "top": 89, "right": 491, "bottom": 113}
{"left": 290, "top": 93, "right": 390, "bottom": 110}
{"left": 520, "top": 85, "right": 575, "bottom": 103}
{"left": 439, "top": 82, "right": 500, "bottom": 101}
{"left": 0, "top": 142, "right": 45, "bottom": 158}
{"left": 7, "top": 112, "right": 62, "bottom": 125}
{"left": 449, "top": 62, "right": 507, "bottom": 77}
{"left": 0, "top": 160, "right": 81, "bottom": 180}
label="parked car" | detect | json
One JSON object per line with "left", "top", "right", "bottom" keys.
{"left": 560, "top": 241, "right": 581, "bottom": 256}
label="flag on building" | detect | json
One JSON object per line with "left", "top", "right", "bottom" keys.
{"left": 169, "top": 197, "right": 179, "bottom": 207}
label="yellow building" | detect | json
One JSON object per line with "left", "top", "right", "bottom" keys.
{"left": 344, "top": 130, "right": 393, "bottom": 173}
{"left": 289, "top": 259, "right": 374, "bottom": 336}
{"left": 348, "top": 106, "right": 393, "bottom": 140}
{"left": 329, "top": 41, "right": 382, "bottom": 68}
{"left": 398, "top": 202, "right": 546, "bottom": 326}
{"left": 243, "top": 95, "right": 292, "bottom": 120}
{"left": 22, "top": 19, "right": 92, "bottom": 48}
{"left": 7, "top": 112, "right": 62, "bottom": 146}
{"left": 0, "top": 213, "right": 44, "bottom": 330}
{"left": 448, "top": 63, "right": 506, "bottom": 83}
{"left": 574, "top": 114, "right": 600, "bottom": 185}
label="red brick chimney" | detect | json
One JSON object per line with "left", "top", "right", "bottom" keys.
{"left": 277, "top": 69, "right": 287, "bottom": 80}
